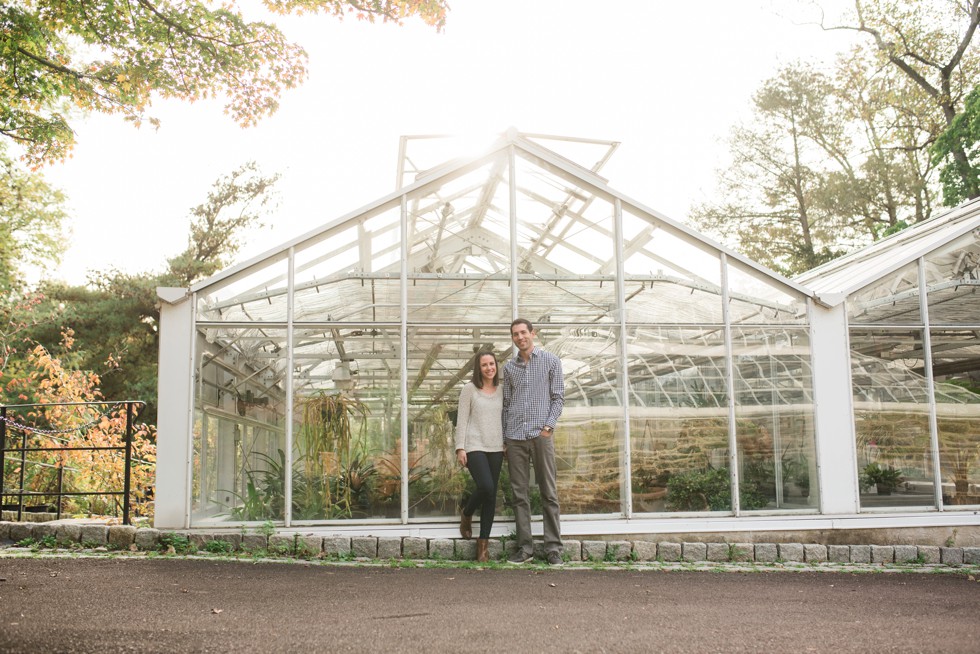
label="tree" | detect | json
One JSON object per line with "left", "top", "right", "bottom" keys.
{"left": 0, "top": 291, "right": 55, "bottom": 382}
{"left": 932, "top": 85, "right": 980, "bottom": 205}
{"left": 165, "top": 161, "right": 280, "bottom": 285}
{"left": 692, "top": 60, "right": 934, "bottom": 275}
{"left": 0, "top": 0, "right": 448, "bottom": 165}
{"left": 829, "top": 46, "right": 938, "bottom": 227}
{"left": 822, "top": 0, "right": 980, "bottom": 202}
{"left": 0, "top": 143, "right": 68, "bottom": 291}
{"left": 28, "top": 162, "right": 280, "bottom": 423}
{"left": 691, "top": 64, "right": 858, "bottom": 275}
{"left": 694, "top": 1, "right": 979, "bottom": 273}
{"left": 0, "top": 329, "right": 157, "bottom": 520}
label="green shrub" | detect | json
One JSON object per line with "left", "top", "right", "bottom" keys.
{"left": 159, "top": 532, "right": 192, "bottom": 553}
{"left": 665, "top": 466, "right": 771, "bottom": 511}
{"left": 665, "top": 467, "right": 732, "bottom": 511}
{"left": 203, "top": 539, "right": 234, "bottom": 554}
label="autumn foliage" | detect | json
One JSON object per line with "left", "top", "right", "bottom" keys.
{"left": 2, "top": 328, "right": 156, "bottom": 521}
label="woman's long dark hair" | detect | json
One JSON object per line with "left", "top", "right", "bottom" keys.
{"left": 471, "top": 351, "right": 499, "bottom": 389}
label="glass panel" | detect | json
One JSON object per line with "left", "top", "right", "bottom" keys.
{"left": 295, "top": 277, "right": 401, "bottom": 323}
{"left": 627, "top": 325, "right": 732, "bottom": 513}
{"left": 732, "top": 328, "right": 818, "bottom": 511}
{"left": 726, "top": 261, "right": 808, "bottom": 325}
{"left": 407, "top": 326, "right": 513, "bottom": 518}
{"left": 924, "top": 230, "right": 980, "bottom": 324}
{"left": 544, "top": 325, "right": 625, "bottom": 515}
{"left": 409, "top": 156, "right": 509, "bottom": 273}
{"left": 848, "top": 260, "right": 921, "bottom": 324}
{"left": 406, "top": 277, "right": 513, "bottom": 324}
{"left": 514, "top": 157, "right": 617, "bottom": 277}
{"left": 517, "top": 279, "right": 616, "bottom": 325}
{"left": 291, "top": 325, "right": 401, "bottom": 521}
{"left": 293, "top": 207, "right": 402, "bottom": 323}
{"left": 406, "top": 155, "right": 513, "bottom": 323}
{"left": 196, "top": 257, "right": 288, "bottom": 323}
{"left": 850, "top": 328, "right": 935, "bottom": 508}
{"left": 931, "top": 328, "right": 980, "bottom": 507}
{"left": 192, "top": 327, "right": 288, "bottom": 524}
{"left": 622, "top": 209, "right": 723, "bottom": 323}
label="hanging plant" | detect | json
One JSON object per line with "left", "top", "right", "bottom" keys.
{"left": 297, "top": 391, "right": 370, "bottom": 516}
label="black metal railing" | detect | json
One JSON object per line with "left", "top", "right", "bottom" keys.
{"left": 0, "top": 401, "right": 145, "bottom": 525}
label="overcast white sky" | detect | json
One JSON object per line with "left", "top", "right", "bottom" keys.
{"left": 40, "top": 0, "right": 857, "bottom": 285}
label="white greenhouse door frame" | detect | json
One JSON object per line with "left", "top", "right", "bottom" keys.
{"left": 155, "top": 288, "right": 195, "bottom": 529}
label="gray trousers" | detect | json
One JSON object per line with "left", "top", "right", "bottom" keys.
{"left": 506, "top": 435, "right": 562, "bottom": 555}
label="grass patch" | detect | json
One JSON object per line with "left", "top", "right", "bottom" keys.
{"left": 158, "top": 532, "right": 192, "bottom": 554}
{"left": 203, "top": 539, "right": 234, "bottom": 554}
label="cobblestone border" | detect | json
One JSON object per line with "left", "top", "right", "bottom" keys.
{"left": 3, "top": 521, "right": 979, "bottom": 566}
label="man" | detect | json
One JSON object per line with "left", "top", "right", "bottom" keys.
{"left": 501, "top": 318, "right": 565, "bottom": 565}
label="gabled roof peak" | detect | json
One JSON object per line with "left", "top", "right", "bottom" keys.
{"left": 189, "top": 129, "right": 814, "bottom": 306}
{"left": 396, "top": 129, "right": 621, "bottom": 189}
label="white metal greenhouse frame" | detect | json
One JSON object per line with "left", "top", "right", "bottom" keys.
{"left": 154, "top": 130, "right": 980, "bottom": 539}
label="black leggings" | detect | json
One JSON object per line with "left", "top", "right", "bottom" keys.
{"left": 463, "top": 450, "right": 503, "bottom": 539}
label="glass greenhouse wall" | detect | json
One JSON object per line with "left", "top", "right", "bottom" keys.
{"left": 844, "top": 228, "right": 980, "bottom": 510}
{"left": 155, "top": 132, "right": 980, "bottom": 533}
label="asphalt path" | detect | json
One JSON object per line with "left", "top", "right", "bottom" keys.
{"left": 1, "top": 556, "right": 978, "bottom": 653}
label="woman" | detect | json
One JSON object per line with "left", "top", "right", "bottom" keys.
{"left": 455, "top": 350, "right": 504, "bottom": 563}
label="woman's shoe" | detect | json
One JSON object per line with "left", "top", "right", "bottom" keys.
{"left": 459, "top": 510, "right": 473, "bottom": 539}
{"left": 476, "top": 538, "right": 489, "bottom": 563}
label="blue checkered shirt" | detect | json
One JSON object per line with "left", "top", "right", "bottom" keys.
{"left": 502, "top": 346, "right": 564, "bottom": 441}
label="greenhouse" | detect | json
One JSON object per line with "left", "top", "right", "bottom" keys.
{"left": 155, "top": 130, "right": 980, "bottom": 539}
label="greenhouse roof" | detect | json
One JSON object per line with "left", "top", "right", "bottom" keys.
{"left": 171, "top": 130, "right": 839, "bottom": 406}
{"left": 187, "top": 128, "right": 819, "bottom": 309}
{"left": 797, "top": 197, "right": 980, "bottom": 301}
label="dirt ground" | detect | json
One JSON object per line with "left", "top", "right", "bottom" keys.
{"left": 1, "top": 556, "right": 979, "bottom": 653}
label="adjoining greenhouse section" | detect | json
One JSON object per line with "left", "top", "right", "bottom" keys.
{"left": 797, "top": 212, "right": 980, "bottom": 513}
{"left": 155, "top": 130, "right": 980, "bottom": 541}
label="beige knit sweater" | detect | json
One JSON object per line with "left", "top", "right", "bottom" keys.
{"left": 454, "top": 382, "right": 504, "bottom": 452}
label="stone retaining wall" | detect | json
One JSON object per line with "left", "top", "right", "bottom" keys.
{"left": 0, "top": 511, "right": 59, "bottom": 523}
{"left": 3, "top": 521, "right": 979, "bottom": 566}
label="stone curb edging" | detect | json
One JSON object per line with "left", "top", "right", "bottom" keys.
{"left": 2, "top": 522, "right": 978, "bottom": 566}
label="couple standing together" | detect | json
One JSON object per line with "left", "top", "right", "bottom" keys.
{"left": 454, "top": 318, "right": 565, "bottom": 565}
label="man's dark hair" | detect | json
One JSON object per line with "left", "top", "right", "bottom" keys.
{"left": 510, "top": 318, "right": 533, "bottom": 333}
{"left": 471, "top": 351, "right": 499, "bottom": 388}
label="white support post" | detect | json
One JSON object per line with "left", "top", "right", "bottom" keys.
{"left": 719, "top": 254, "right": 740, "bottom": 515}
{"left": 284, "top": 247, "right": 295, "bottom": 526}
{"left": 400, "top": 194, "right": 410, "bottom": 524}
{"left": 614, "top": 198, "right": 632, "bottom": 519}
{"left": 509, "top": 145, "right": 519, "bottom": 321}
{"left": 918, "top": 258, "right": 943, "bottom": 510}
{"left": 809, "top": 300, "right": 860, "bottom": 514}
{"left": 155, "top": 287, "right": 194, "bottom": 529}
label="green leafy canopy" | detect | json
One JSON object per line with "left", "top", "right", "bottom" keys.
{"left": 0, "top": 1, "right": 448, "bottom": 165}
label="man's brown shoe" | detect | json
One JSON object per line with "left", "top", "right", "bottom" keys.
{"left": 459, "top": 510, "right": 472, "bottom": 539}
{"left": 476, "top": 538, "right": 489, "bottom": 563}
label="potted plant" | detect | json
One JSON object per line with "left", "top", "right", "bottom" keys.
{"left": 861, "top": 463, "right": 904, "bottom": 495}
